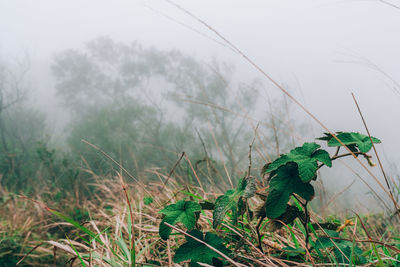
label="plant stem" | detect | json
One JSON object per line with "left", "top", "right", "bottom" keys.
{"left": 333, "top": 146, "right": 340, "bottom": 157}
{"left": 317, "top": 151, "right": 366, "bottom": 171}
{"left": 302, "top": 200, "right": 310, "bottom": 249}
{"left": 331, "top": 151, "right": 365, "bottom": 160}
{"left": 255, "top": 217, "right": 264, "bottom": 252}
{"left": 292, "top": 194, "right": 311, "bottom": 249}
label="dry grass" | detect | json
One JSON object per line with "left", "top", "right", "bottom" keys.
{"left": 1, "top": 166, "right": 398, "bottom": 266}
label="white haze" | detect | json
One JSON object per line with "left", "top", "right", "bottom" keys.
{"left": 1, "top": 0, "right": 400, "bottom": 211}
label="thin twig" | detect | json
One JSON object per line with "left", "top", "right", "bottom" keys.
{"left": 247, "top": 124, "right": 258, "bottom": 177}
{"left": 16, "top": 243, "right": 44, "bottom": 265}
{"left": 352, "top": 93, "right": 399, "bottom": 214}
{"left": 162, "top": 152, "right": 185, "bottom": 188}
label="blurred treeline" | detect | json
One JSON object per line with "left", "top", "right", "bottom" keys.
{"left": 0, "top": 37, "right": 297, "bottom": 199}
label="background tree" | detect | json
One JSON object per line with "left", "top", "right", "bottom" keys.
{"left": 0, "top": 58, "right": 55, "bottom": 192}
{"left": 52, "top": 37, "right": 297, "bottom": 187}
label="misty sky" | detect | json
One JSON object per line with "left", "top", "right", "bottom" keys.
{"left": 1, "top": 0, "right": 400, "bottom": 207}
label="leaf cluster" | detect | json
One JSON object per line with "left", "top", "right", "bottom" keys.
{"left": 156, "top": 131, "right": 382, "bottom": 266}
{"left": 317, "top": 132, "right": 381, "bottom": 153}
{"left": 262, "top": 142, "right": 331, "bottom": 219}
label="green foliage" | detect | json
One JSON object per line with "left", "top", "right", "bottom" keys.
{"left": 213, "top": 177, "right": 256, "bottom": 228}
{"left": 260, "top": 134, "right": 381, "bottom": 220}
{"left": 0, "top": 232, "right": 24, "bottom": 266}
{"left": 318, "top": 132, "right": 381, "bottom": 153}
{"left": 44, "top": 204, "right": 143, "bottom": 266}
{"left": 69, "top": 207, "right": 90, "bottom": 223}
{"left": 2, "top": 43, "right": 391, "bottom": 266}
{"left": 315, "top": 230, "right": 367, "bottom": 264}
{"left": 261, "top": 142, "right": 329, "bottom": 219}
{"left": 0, "top": 105, "right": 48, "bottom": 191}
{"left": 52, "top": 37, "right": 290, "bottom": 182}
{"left": 0, "top": 92, "right": 86, "bottom": 196}
{"left": 67, "top": 102, "right": 203, "bottom": 178}
{"left": 159, "top": 200, "right": 202, "bottom": 240}
{"left": 264, "top": 142, "right": 331, "bottom": 183}
{"left": 0, "top": 230, "right": 67, "bottom": 267}
{"left": 173, "top": 230, "right": 230, "bottom": 267}
{"left": 143, "top": 196, "right": 153, "bottom": 205}
{"left": 48, "top": 209, "right": 101, "bottom": 243}
{"left": 282, "top": 246, "right": 306, "bottom": 257}
{"left": 266, "top": 163, "right": 315, "bottom": 219}
{"left": 154, "top": 131, "right": 384, "bottom": 266}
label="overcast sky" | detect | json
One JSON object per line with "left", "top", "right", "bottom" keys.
{"left": 1, "top": 0, "right": 399, "bottom": 208}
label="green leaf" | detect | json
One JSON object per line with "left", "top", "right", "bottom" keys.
{"left": 315, "top": 230, "right": 367, "bottom": 264}
{"left": 266, "top": 163, "right": 314, "bottom": 219}
{"left": 213, "top": 190, "right": 235, "bottom": 229}
{"left": 316, "top": 132, "right": 336, "bottom": 141}
{"left": 159, "top": 216, "right": 176, "bottom": 241}
{"left": 213, "top": 177, "right": 256, "bottom": 228}
{"left": 266, "top": 188, "right": 292, "bottom": 219}
{"left": 159, "top": 200, "right": 201, "bottom": 240}
{"left": 267, "top": 205, "right": 302, "bottom": 231}
{"left": 49, "top": 209, "right": 100, "bottom": 242}
{"left": 282, "top": 246, "right": 306, "bottom": 256}
{"left": 240, "top": 176, "right": 257, "bottom": 198}
{"left": 264, "top": 142, "right": 331, "bottom": 182}
{"left": 173, "top": 230, "right": 230, "bottom": 267}
{"left": 312, "top": 149, "right": 332, "bottom": 167}
{"left": 143, "top": 196, "right": 153, "bottom": 205}
{"left": 324, "top": 132, "right": 381, "bottom": 153}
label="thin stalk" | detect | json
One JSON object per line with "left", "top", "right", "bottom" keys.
{"left": 118, "top": 173, "right": 135, "bottom": 267}
{"left": 352, "top": 93, "right": 399, "bottom": 215}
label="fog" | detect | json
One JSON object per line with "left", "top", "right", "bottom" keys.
{"left": 1, "top": 0, "right": 400, "bottom": 212}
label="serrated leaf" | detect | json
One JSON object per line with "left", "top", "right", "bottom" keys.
{"left": 159, "top": 200, "right": 201, "bottom": 240}
{"left": 316, "top": 132, "right": 338, "bottom": 141}
{"left": 213, "top": 177, "right": 256, "bottom": 228}
{"left": 297, "top": 160, "right": 318, "bottom": 183}
{"left": 243, "top": 177, "right": 256, "bottom": 198}
{"left": 173, "top": 230, "right": 230, "bottom": 267}
{"left": 159, "top": 216, "right": 177, "bottom": 241}
{"left": 326, "top": 132, "right": 381, "bottom": 153}
{"left": 213, "top": 190, "right": 235, "bottom": 229}
{"left": 263, "top": 142, "right": 331, "bottom": 182}
{"left": 317, "top": 133, "right": 359, "bottom": 153}
{"left": 312, "top": 149, "right": 332, "bottom": 167}
{"left": 266, "top": 163, "right": 314, "bottom": 219}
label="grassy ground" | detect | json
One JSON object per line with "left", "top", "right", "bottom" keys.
{"left": 1, "top": 164, "right": 399, "bottom": 267}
